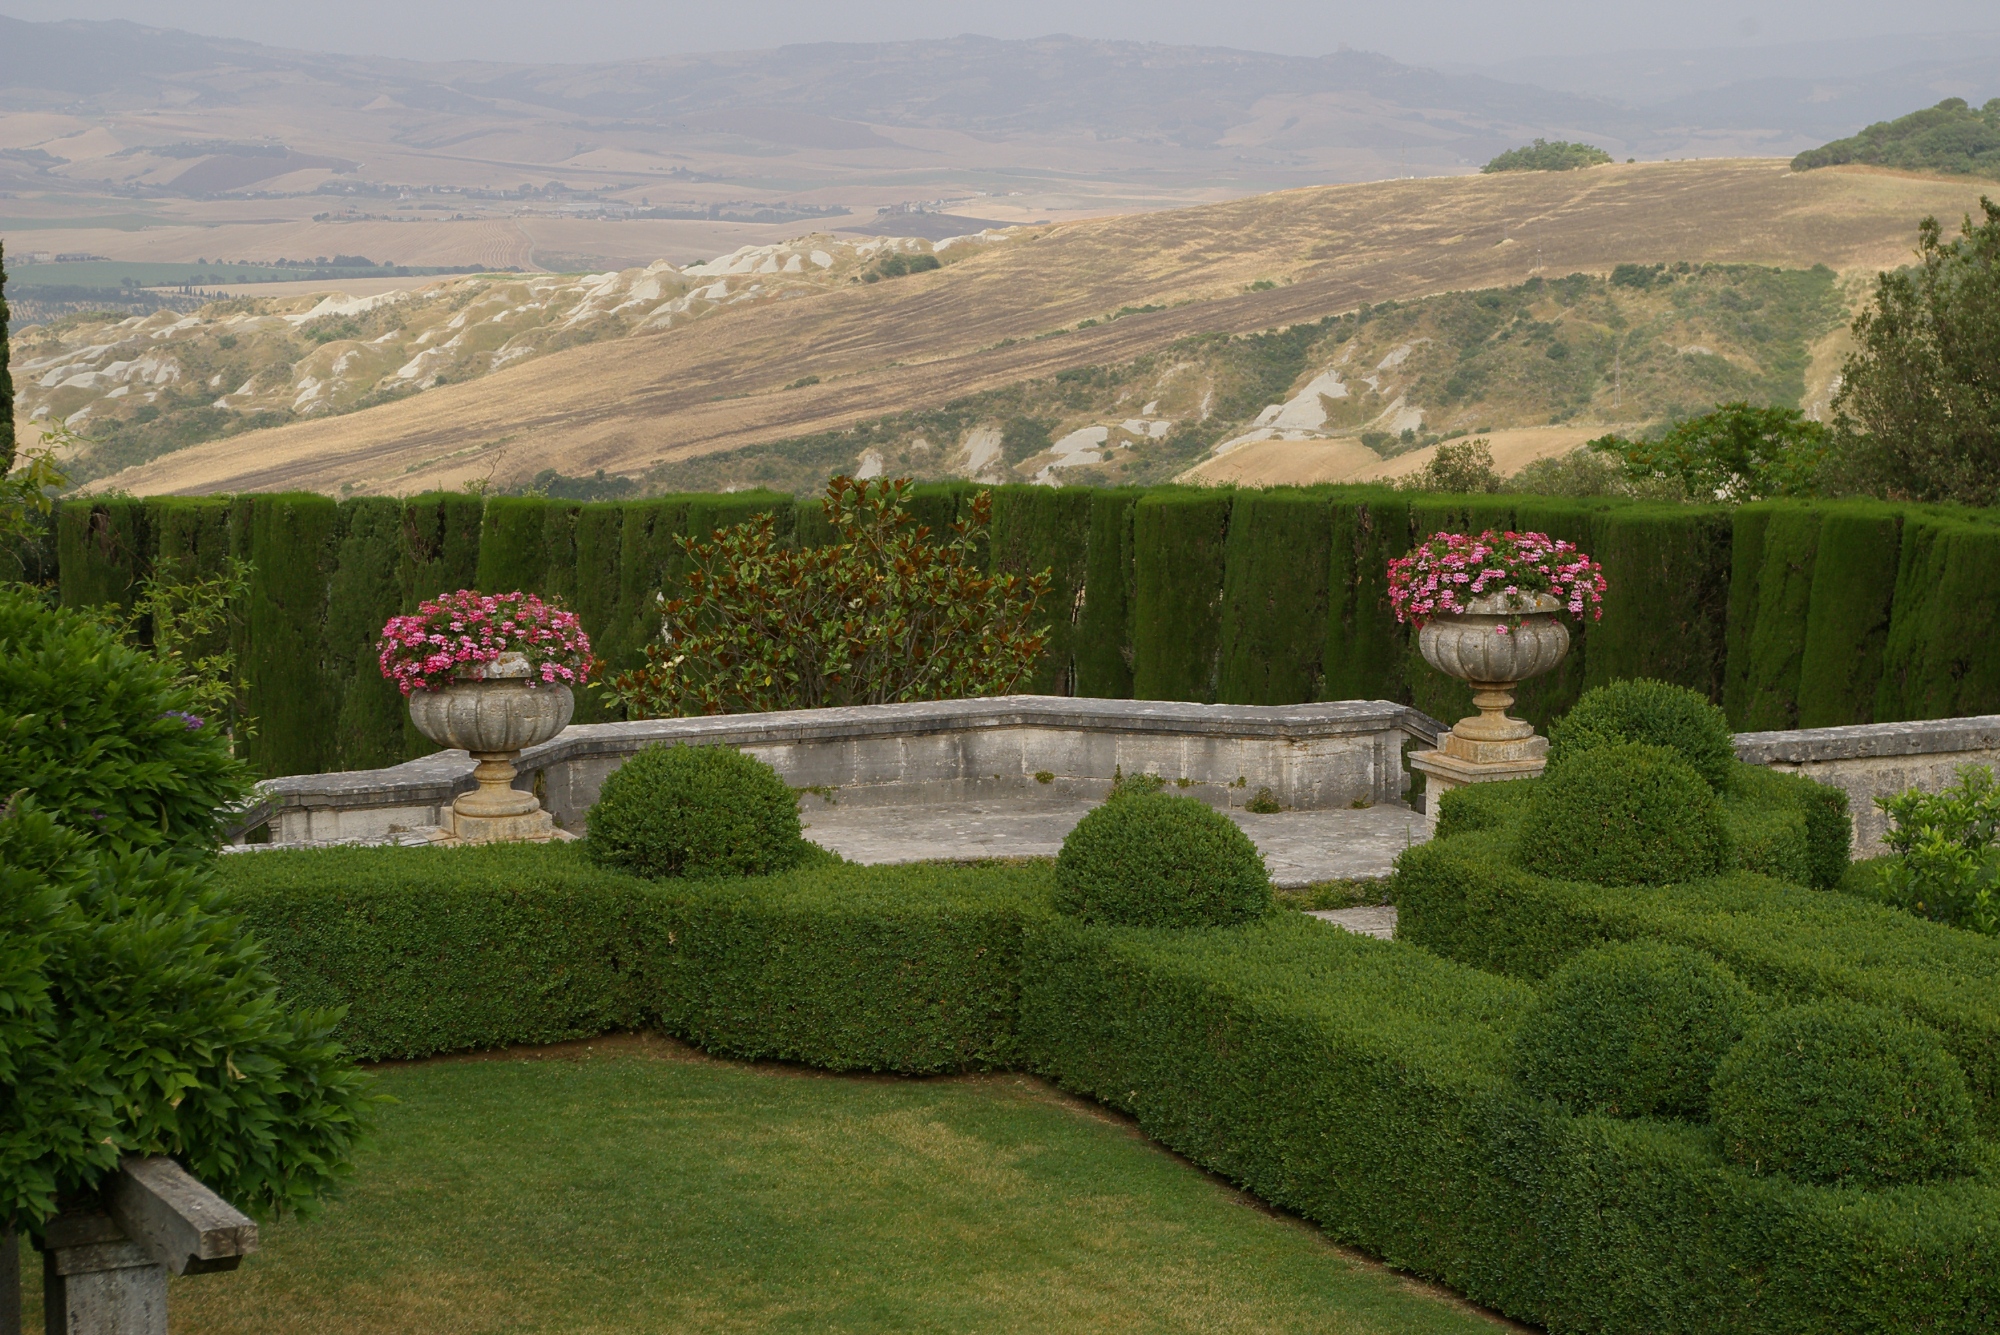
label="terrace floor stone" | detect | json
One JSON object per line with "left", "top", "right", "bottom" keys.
{"left": 798, "top": 795, "right": 1429, "bottom": 887}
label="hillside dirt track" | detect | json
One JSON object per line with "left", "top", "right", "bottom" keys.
{"left": 94, "top": 161, "right": 1996, "bottom": 496}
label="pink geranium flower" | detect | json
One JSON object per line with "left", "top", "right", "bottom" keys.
{"left": 377, "top": 590, "right": 594, "bottom": 696}
{"left": 1386, "top": 530, "right": 1606, "bottom": 632}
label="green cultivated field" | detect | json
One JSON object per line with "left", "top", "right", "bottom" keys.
{"left": 35, "top": 1044, "right": 1506, "bottom": 1335}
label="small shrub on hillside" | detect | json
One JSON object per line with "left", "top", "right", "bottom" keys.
{"left": 585, "top": 743, "right": 808, "bottom": 880}
{"left": 1511, "top": 941, "right": 1754, "bottom": 1118}
{"left": 1055, "top": 792, "right": 1271, "bottom": 929}
{"left": 1548, "top": 678, "right": 1735, "bottom": 792}
{"left": 1871, "top": 764, "right": 2000, "bottom": 934}
{"left": 1522, "top": 742, "right": 1730, "bottom": 886}
{"left": 1397, "top": 438, "right": 1501, "bottom": 493}
{"left": 0, "top": 584, "right": 253, "bottom": 856}
{"left": 1482, "top": 139, "right": 1613, "bottom": 173}
{"left": 1711, "top": 999, "right": 1976, "bottom": 1187}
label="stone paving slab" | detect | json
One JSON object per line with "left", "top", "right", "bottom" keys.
{"left": 799, "top": 796, "right": 1429, "bottom": 887}
{"left": 1308, "top": 905, "right": 1400, "bottom": 940}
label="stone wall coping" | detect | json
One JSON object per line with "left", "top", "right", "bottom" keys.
{"left": 245, "top": 695, "right": 1448, "bottom": 820}
{"left": 1732, "top": 715, "right": 2000, "bottom": 765}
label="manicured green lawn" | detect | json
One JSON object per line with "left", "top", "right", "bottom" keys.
{"left": 108, "top": 1037, "right": 1512, "bottom": 1334}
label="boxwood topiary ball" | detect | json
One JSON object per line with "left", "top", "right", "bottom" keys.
{"left": 1511, "top": 940, "right": 1754, "bottom": 1119}
{"left": 1548, "top": 678, "right": 1735, "bottom": 792}
{"left": 1054, "top": 791, "right": 1271, "bottom": 928}
{"left": 585, "top": 742, "right": 807, "bottom": 879}
{"left": 1522, "top": 741, "right": 1730, "bottom": 885}
{"left": 1711, "top": 999, "right": 1975, "bottom": 1188}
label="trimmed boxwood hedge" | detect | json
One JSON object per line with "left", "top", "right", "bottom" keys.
{"left": 217, "top": 842, "right": 2000, "bottom": 1333}
{"left": 215, "top": 843, "right": 1049, "bottom": 1069}
{"left": 1395, "top": 820, "right": 2000, "bottom": 1134}
{"left": 1022, "top": 912, "right": 2000, "bottom": 1334}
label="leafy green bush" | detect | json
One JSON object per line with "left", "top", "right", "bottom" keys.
{"left": 1054, "top": 792, "right": 1270, "bottom": 928}
{"left": 1510, "top": 940, "right": 1753, "bottom": 1118}
{"left": 1521, "top": 742, "right": 1730, "bottom": 886}
{"left": 605, "top": 476, "right": 1051, "bottom": 716}
{"left": 1711, "top": 999, "right": 1976, "bottom": 1187}
{"left": 0, "top": 583, "right": 252, "bottom": 856}
{"left": 1587, "top": 403, "right": 1832, "bottom": 503}
{"left": 1870, "top": 764, "right": 2000, "bottom": 934}
{"left": 585, "top": 743, "right": 808, "bottom": 880}
{"left": 1547, "top": 677, "right": 1735, "bottom": 791}
{"left": 1, "top": 798, "right": 373, "bottom": 1231}
{"left": 1835, "top": 197, "right": 2000, "bottom": 505}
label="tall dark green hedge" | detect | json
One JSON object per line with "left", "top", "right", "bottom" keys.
{"left": 44, "top": 486, "right": 2000, "bottom": 779}
{"left": 1876, "top": 513, "right": 2000, "bottom": 720}
{"left": 1725, "top": 504, "right": 1822, "bottom": 730}
{"left": 239, "top": 494, "right": 341, "bottom": 777}
{"left": 1321, "top": 490, "right": 1411, "bottom": 705}
{"left": 57, "top": 498, "right": 151, "bottom": 615}
{"left": 1131, "top": 490, "right": 1234, "bottom": 702}
{"left": 988, "top": 485, "right": 1094, "bottom": 693}
{"left": 1217, "top": 489, "right": 1333, "bottom": 704}
{"left": 1074, "top": 488, "right": 1143, "bottom": 698}
{"left": 1795, "top": 504, "right": 1903, "bottom": 728}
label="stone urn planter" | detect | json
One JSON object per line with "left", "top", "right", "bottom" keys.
{"left": 1410, "top": 591, "right": 1572, "bottom": 813}
{"left": 407, "top": 652, "right": 575, "bottom": 842}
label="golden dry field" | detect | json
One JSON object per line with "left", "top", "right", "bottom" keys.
{"left": 84, "top": 160, "right": 1991, "bottom": 496}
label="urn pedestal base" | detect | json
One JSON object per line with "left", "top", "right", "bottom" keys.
{"left": 1409, "top": 746, "right": 1547, "bottom": 826}
{"left": 427, "top": 809, "right": 578, "bottom": 844}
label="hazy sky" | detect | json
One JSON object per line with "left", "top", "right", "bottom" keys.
{"left": 5, "top": 0, "right": 1998, "bottom": 68}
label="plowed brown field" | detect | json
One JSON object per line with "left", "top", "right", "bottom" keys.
{"left": 94, "top": 161, "right": 1992, "bottom": 496}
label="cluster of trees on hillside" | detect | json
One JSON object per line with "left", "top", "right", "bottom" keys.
{"left": 1482, "top": 140, "right": 1613, "bottom": 173}
{"left": 1793, "top": 98, "right": 2000, "bottom": 181}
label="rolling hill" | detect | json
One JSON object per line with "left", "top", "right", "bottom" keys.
{"left": 68, "top": 159, "right": 1990, "bottom": 497}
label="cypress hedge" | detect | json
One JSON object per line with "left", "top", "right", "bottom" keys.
{"left": 239, "top": 493, "right": 342, "bottom": 776}
{"left": 43, "top": 486, "right": 2000, "bottom": 778}
{"left": 1131, "top": 489, "right": 1234, "bottom": 702}
{"left": 1876, "top": 513, "right": 2000, "bottom": 721}
{"left": 1320, "top": 489, "right": 1411, "bottom": 705}
{"left": 1794, "top": 503, "right": 1903, "bottom": 728}
{"left": 988, "top": 485, "right": 1094, "bottom": 693}
{"left": 1216, "top": 488, "right": 1334, "bottom": 704}
{"left": 1073, "top": 488, "right": 1143, "bottom": 698}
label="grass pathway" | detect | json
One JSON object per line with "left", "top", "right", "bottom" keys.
{"left": 59, "top": 1036, "right": 1521, "bottom": 1333}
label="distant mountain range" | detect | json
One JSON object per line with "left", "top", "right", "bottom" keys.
{"left": 6, "top": 16, "right": 1994, "bottom": 170}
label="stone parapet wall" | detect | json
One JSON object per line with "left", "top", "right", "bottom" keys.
{"left": 1733, "top": 715, "right": 2000, "bottom": 858}
{"left": 241, "top": 696, "right": 1446, "bottom": 845}
{"left": 235, "top": 702, "right": 2000, "bottom": 859}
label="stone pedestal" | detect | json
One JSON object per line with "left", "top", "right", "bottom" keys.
{"left": 1410, "top": 681, "right": 1550, "bottom": 824}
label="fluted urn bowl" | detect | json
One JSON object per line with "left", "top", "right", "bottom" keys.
{"left": 407, "top": 654, "right": 574, "bottom": 821}
{"left": 407, "top": 678, "right": 574, "bottom": 755}
{"left": 1417, "top": 591, "right": 1570, "bottom": 748}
